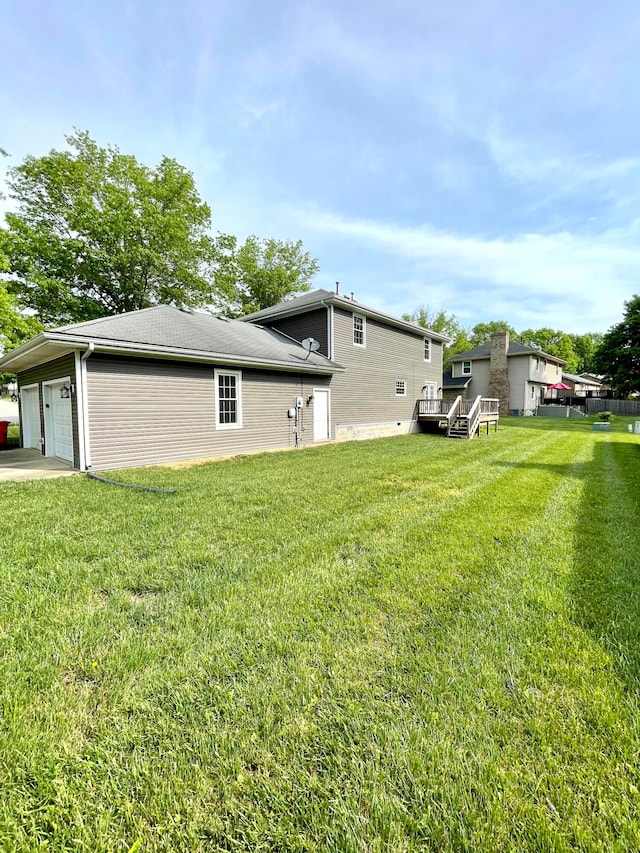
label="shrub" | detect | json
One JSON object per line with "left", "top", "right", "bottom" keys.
{"left": 598, "top": 411, "right": 613, "bottom": 422}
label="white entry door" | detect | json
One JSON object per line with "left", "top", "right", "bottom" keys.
{"left": 20, "top": 385, "right": 41, "bottom": 449}
{"left": 424, "top": 382, "right": 438, "bottom": 399}
{"left": 313, "top": 389, "right": 330, "bottom": 441}
{"left": 43, "top": 379, "right": 74, "bottom": 463}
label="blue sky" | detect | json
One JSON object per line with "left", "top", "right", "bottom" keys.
{"left": 2, "top": 0, "right": 640, "bottom": 334}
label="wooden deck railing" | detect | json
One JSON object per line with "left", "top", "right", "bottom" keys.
{"left": 480, "top": 398, "right": 500, "bottom": 415}
{"left": 417, "top": 398, "right": 450, "bottom": 416}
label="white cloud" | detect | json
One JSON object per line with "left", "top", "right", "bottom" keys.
{"left": 300, "top": 209, "right": 640, "bottom": 331}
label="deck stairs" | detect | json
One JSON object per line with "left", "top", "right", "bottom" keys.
{"left": 417, "top": 394, "right": 499, "bottom": 439}
{"left": 447, "top": 395, "right": 482, "bottom": 439}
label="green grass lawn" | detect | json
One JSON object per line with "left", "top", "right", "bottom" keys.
{"left": 1, "top": 417, "right": 639, "bottom": 851}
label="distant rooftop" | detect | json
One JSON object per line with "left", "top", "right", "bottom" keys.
{"left": 449, "top": 340, "right": 566, "bottom": 364}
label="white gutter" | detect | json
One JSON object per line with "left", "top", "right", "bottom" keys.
{"left": 42, "top": 336, "right": 344, "bottom": 374}
{"left": 74, "top": 351, "right": 86, "bottom": 471}
{"left": 329, "top": 305, "right": 334, "bottom": 360}
{"left": 80, "top": 343, "right": 94, "bottom": 469}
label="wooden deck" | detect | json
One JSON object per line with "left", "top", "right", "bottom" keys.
{"left": 417, "top": 396, "right": 499, "bottom": 439}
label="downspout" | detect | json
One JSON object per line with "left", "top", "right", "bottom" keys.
{"left": 80, "top": 343, "right": 94, "bottom": 469}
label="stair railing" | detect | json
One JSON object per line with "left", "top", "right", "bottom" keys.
{"left": 446, "top": 395, "right": 462, "bottom": 437}
{"left": 466, "top": 395, "right": 483, "bottom": 438}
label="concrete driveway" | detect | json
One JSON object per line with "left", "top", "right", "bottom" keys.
{"left": 0, "top": 448, "right": 76, "bottom": 482}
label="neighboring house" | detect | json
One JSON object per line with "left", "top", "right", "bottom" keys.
{"left": 448, "top": 331, "right": 566, "bottom": 416}
{"left": 242, "top": 288, "right": 448, "bottom": 442}
{"left": 553, "top": 372, "right": 608, "bottom": 399}
{"left": 0, "top": 290, "right": 447, "bottom": 471}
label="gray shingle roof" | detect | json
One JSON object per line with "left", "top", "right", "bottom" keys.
{"left": 3, "top": 305, "right": 342, "bottom": 374}
{"left": 562, "top": 371, "right": 602, "bottom": 386}
{"left": 242, "top": 289, "right": 450, "bottom": 342}
{"left": 449, "top": 341, "right": 565, "bottom": 364}
{"left": 442, "top": 368, "right": 472, "bottom": 389}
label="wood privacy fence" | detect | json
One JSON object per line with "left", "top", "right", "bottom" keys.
{"left": 586, "top": 399, "right": 640, "bottom": 415}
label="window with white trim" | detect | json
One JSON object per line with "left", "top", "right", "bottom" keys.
{"left": 395, "top": 379, "right": 407, "bottom": 396}
{"left": 531, "top": 385, "right": 536, "bottom": 400}
{"left": 423, "top": 338, "right": 431, "bottom": 361}
{"left": 353, "top": 314, "right": 366, "bottom": 347}
{"left": 462, "top": 361, "right": 471, "bottom": 375}
{"left": 215, "top": 370, "right": 242, "bottom": 429}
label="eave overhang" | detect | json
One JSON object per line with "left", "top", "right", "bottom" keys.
{"left": 0, "top": 333, "right": 345, "bottom": 376}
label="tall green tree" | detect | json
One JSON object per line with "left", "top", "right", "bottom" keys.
{"left": 470, "top": 320, "right": 517, "bottom": 346}
{"left": 1, "top": 148, "right": 44, "bottom": 354}
{"left": 402, "top": 305, "right": 473, "bottom": 363}
{"left": 519, "top": 327, "right": 578, "bottom": 371}
{"left": 214, "top": 234, "right": 319, "bottom": 317}
{"left": 570, "top": 332, "right": 603, "bottom": 374}
{"left": 593, "top": 296, "right": 640, "bottom": 397}
{"left": 2, "top": 131, "right": 221, "bottom": 325}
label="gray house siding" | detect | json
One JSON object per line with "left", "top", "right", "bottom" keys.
{"left": 86, "top": 355, "right": 330, "bottom": 470}
{"left": 329, "top": 308, "right": 442, "bottom": 438}
{"left": 451, "top": 359, "right": 491, "bottom": 400}
{"left": 17, "top": 353, "right": 80, "bottom": 466}
{"left": 261, "top": 308, "right": 329, "bottom": 356}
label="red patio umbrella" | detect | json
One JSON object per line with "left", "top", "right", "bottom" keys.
{"left": 547, "top": 382, "right": 572, "bottom": 390}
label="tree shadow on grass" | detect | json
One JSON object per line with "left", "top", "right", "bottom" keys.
{"left": 570, "top": 438, "right": 640, "bottom": 692}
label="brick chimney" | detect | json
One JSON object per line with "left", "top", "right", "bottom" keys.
{"left": 488, "top": 331, "right": 510, "bottom": 415}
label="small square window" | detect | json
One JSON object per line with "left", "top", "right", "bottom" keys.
{"left": 423, "top": 338, "right": 431, "bottom": 361}
{"left": 462, "top": 361, "right": 471, "bottom": 375}
{"left": 395, "top": 379, "right": 407, "bottom": 396}
{"left": 353, "top": 314, "right": 366, "bottom": 347}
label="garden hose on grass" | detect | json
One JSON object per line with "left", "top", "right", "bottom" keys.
{"left": 87, "top": 472, "right": 176, "bottom": 494}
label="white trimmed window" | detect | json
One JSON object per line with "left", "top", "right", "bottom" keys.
{"left": 462, "top": 361, "right": 471, "bottom": 375}
{"left": 353, "top": 314, "right": 366, "bottom": 347}
{"left": 215, "top": 370, "right": 242, "bottom": 429}
{"left": 395, "top": 379, "right": 407, "bottom": 396}
{"left": 423, "top": 338, "right": 431, "bottom": 361}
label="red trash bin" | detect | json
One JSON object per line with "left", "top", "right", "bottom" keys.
{"left": 0, "top": 421, "right": 10, "bottom": 447}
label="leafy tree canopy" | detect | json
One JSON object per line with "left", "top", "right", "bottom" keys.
{"left": 1, "top": 132, "right": 319, "bottom": 329}
{"left": 593, "top": 295, "right": 640, "bottom": 397}
{"left": 404, "top": 302, "right": 603, "bottom": 374}
{"left": 0, "top": 283, "right": 44, "bottom": 353}
{"left": 470, "top": 321, "right": 517, "bottom": 346}
{"left": 214, "top": 234, "right": 318, "bottom": 317}
{"left": 569, "top": 332, "right": 603, "bottom": 374}
{"left": 2, "top": 131, "right": 220, "bottom": 325}
{"left": 402, "top": 305, "right": 473, "bottom": 363}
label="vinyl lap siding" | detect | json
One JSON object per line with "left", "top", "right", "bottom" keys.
{"left": 86, "top": 355, "right": 329, "bottom": 470}
{"left": 17, "top": 353, "right": 80, "bottom": 466}
{"left": 330, "top": 308, "right": 442, "bottom": 435}
{"left": 508, "top": 356, "right": 533, "bottom": 412}
{"left": 466, "top": 360, "right": 491, "bottom": 400}
{"left": 260, "top": 308, "right": 329, "bottom": 356}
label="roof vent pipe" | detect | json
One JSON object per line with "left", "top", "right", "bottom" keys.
{"left": 350, "top": 292, "right": 355, "bottom": 301}
{"left": 335, "top": 281, "right": 340, "bottom": 295}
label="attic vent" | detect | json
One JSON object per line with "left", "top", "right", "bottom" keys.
{"left": 179, "top": 306, "right": 196, "bottom": 314}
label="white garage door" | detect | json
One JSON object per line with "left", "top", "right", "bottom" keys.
{"left": 44, "top": 380, "right": 74, "bottom": 463}
{"left": 20, "top": 385, "right": 41, "bottom": 449}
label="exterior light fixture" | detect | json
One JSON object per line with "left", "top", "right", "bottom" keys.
{"left": 60, "top": 384, "right": 72, "bottom": 399}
